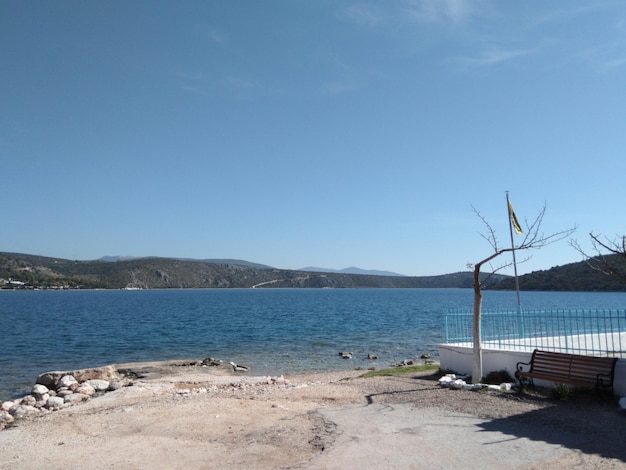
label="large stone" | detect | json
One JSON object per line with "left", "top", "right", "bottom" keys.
{"left": 0, "top": 412, "right": 15, "bottom": 429}
{"left": 20, "top": 395, "right": 36, "bottom": 407}
{"left": 85, "top": 379, "right": 110, "bottom": 392}
{"left": 9, "top": 404, "right": 39, "bottom": 418}
{"left": 107, "top": 379, "right": 125, "bottom": 391}
{"left": 31, "top": 384, "right": 49, "bottom": 398}
{"left": 57, "top": 375, "right": 79, "bottom": 390}
{"left": 36, "top": 365, "right": 119, "bottom": 389}
{"left": 46, "top": 396, "right": 65, "bottom": 410}
{"left": 73, "top": 365, "right": 119, "bottom": 383}
{"left": 76, "top": 383, "right": 96, "bottom": 396}
{"left": 36, "top": 372, "right": 61, "bottom": 389}
{"left": 1, "top": 401, "right": 15, "bottom": 412}
{"left": 35, "top": 394, "right": 50, "bottom": 408}
{"left": 64, "top": 393, "right": 89, "bottom": 405}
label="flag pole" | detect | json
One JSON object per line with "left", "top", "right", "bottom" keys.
{"left": 506, "top": 191, "right": 522, "bottom": 310}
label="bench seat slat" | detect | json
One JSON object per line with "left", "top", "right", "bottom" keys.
{"left": 518, "top": 372, "right": 596, "bottom": 386}
{"left": 517, "top": 371, "right": 598, "bottom": 386}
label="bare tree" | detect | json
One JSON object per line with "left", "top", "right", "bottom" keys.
{"left": 571, "top": 233, "right": 626, "bottom": 283}
{"left": 468, "top": 204, "right": 576, "bottom": 383}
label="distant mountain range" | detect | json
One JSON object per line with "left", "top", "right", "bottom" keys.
{"left": 100, "top": 257, "right": 401, "bottom": 276}
{"left": 1, "top": 251, "right": 624, "bottom": 291}
{"left": 99, "top": 256, "right": 273, "bottom": 270}
{"left": 299, "top": 266, "right": 406, "bottom": 277}
{"left": 0, "top": 252, "right": 503, "bottom": 290}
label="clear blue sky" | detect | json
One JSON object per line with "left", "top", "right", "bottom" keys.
{"left": 2, "top": 1, "right": 625, "bottom": 276}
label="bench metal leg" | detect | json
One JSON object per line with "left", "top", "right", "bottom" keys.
{"left": 515, "top": 373, "right": 534, "bottom": 390}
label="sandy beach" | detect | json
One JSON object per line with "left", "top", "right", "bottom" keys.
{"left": 1, "top": 360, "right": 625, "bottom": 469}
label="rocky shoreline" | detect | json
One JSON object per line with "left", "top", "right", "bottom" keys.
{"left": 1, "top": 352, "right": 437, "bottom": 431}
{"left": 0, "top": 357, "right": 251, "bottom": 430}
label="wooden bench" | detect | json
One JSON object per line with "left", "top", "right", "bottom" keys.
{"left": 515, "top": 349, "right": 617, "bottom": 393}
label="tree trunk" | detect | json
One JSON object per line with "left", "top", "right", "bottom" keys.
{"left": 472, "top": 264, "right": 483, "bottom": 383}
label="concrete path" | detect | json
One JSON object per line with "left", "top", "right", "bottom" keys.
{"left": 308, "top": 404, "right": 588, "bottom": 469}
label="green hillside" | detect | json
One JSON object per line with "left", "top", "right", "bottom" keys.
{"left": 7, "top": 251, "right": 624, "bottom": 291}
{"left": 489, "top": 254, "right": 626, "bottom": 292}
{"left": 0, "top": 252, "right": 504, "bottom": 290}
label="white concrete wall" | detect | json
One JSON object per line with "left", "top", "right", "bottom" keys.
{"left": 439, "top": 344, "right": 626, "bottom": 397}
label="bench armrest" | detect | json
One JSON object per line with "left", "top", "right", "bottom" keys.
{"left": 516, "top": 360, "right": 531, "bottom": 373}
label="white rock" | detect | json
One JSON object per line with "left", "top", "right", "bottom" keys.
{"left": 487, "top": 385, "right": 501, "bottom": 391}
{"left": 32, "top": 384, "right": 49, "bottom": 397}
{"left": 35, "top": 394, "right": 50, "bottom": 408}
{"left": 438, "top": 376, "right": 453, "bottom": 384}
{"left": 58, "top": 375, "right": 79, "bottom": 389}
{"left": 0, "top": 412, "right": 15, "bottom": 426}
{"left": 20, "top": 395, "right": 36, "bottom": 406}
{"left": 46, "top": 396, "right": 65, "bottom": 410}
{"left": 75, "top": 383, "right": 96, "bottom": 396}
{"left": 500, "top": 383, "right": 512, "bottom": 391}
{"left": 9, "top": 404, "right": 39, "bottom": 418}
{"left": 64, "top": 393, "right": 89, "bottom": 404}
{"left": 107, "top": 379, "right": 124, "bottom": 391}
{"left": 85, "top": 379, "right": 110, "bottom": 392}
{"left": 1, "top": 401, "right": 15, "bottom": 412}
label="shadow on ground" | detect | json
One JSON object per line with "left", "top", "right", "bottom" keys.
{"left": 478, "top": 401, "right": 626, "bottom": 464}
{"left": 355, "top": 374, "right": 626, "bottom": 465}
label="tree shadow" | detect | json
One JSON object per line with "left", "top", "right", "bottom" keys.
{"left": 476, "top": 404, "right": 626, "bottom": 463}
{"left": 363, "top": 374, "right": 443, "bottom": 405}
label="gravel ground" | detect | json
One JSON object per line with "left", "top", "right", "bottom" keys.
{"left": 1, "top": 364, "right": 625, "bottom": 469}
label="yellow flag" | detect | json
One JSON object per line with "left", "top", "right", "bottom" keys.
{"left": 508, "top": 200, "right": 523, "bottom": 234}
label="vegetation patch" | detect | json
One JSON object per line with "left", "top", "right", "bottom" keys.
{"left": 359, "top": 364, "right": 440, "bottom": 378}
{"left": 549, "top": 383, "right": 571, "bottom": 400}
{"left": 483, "top": 369, "right": 514, "bottom": 385}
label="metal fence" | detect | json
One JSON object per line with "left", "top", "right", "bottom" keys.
{"left": 443, "top": 308, "right": 626, "bottom": 357}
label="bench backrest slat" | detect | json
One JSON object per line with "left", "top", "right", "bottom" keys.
{"left": 528, "top": 349, "right": 617, "bottom": 384}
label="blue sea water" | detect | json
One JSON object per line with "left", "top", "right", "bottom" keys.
{"left": 1, "top": 288, "right": 626, "bottom": 401}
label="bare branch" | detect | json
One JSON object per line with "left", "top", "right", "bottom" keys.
{"left": 515, "top": 205, "right": 576, "bottom": 251}
{"left": 572, "top": 233, "right": 626, "bottom": 282}
{"left": 518, "top": 204, "right": 546, "bottom": 247}
{"left": 589, "top": 233, "right": 626, "bottom": 256}
{"left": 472, "top": 205, "right": 499, "bottom": 252}
{"left": 481, "top": 260, "right": 513, "bottom": 285}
